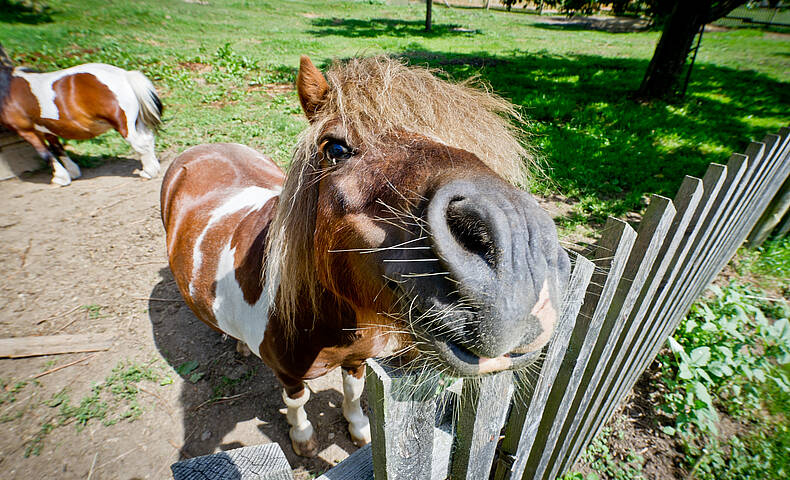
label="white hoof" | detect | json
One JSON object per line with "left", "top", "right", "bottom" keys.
{"left": 51, "top": 162, "right": 71, "bottom": 186}
{"left": 140, "top": 162, "right": 160, "bottom": 179}
{"left": 348, "top": 417, "right": 371, "bottom": 447}
{"left": 61, "top": 156, "right": 82, "bottom": 179}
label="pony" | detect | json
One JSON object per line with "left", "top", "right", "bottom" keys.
{"left": 0, "top": 46, "right": 162, "bottom": 186}
{"left": 160, "top": 55, "right": 570, "bottom": 457}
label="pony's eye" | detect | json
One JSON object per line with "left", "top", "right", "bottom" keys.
{"left": 325, "top": 141, "right": 352, "bottom": 163}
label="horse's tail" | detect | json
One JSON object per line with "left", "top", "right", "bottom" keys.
{"left": 0, "top": 45, "right": 15, "bottom": 117}
{"left": 125, "top": 70, "right": 163, "bottom": 132}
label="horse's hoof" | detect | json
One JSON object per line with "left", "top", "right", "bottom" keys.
{"left": 291, "top": 435, "right": 319, "bottom": 457}
{"left": 236, "top": 341, "right": 252, "bottom": 357}
{"left": 51, "top": 175, "right": 71, "bottom": 186}
{"left": 138, "top": 169, "right": 153, "bottom": 179}
{"left": 349, "top": 421, "right": 371, "bottom": 447}
{"left": 62, "top": 160, "right": 82, "bottom": 179}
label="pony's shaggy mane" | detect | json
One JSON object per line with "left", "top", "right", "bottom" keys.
{"left": 266, "top": 55, "right": 534, "bottom": 335}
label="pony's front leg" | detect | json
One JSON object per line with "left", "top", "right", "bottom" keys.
{"left": 45, "top": 134, "right": 81, "bottom": 180}
{"left": 17, "top": 130, "right": 70, "bottom": 186}
{"left": 342, "top": 365, "right": 371, "bottom": 446}
{"left": 282, "top": 384, "right": 319, "bottom": 457}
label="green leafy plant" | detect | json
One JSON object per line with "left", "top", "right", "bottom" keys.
{"left": 656, "top": 281, "right": 790, "bottom": 477}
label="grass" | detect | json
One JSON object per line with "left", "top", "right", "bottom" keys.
{"left": 1, "top": 0, "right": 787, "bottom": 227}
{"left": 19, "top": 360, "right": 169, "bottom": 457}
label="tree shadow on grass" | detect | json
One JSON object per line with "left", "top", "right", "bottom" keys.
{"left": 398, "top": 49, "right": 789, "bottom": 224}
{"left": 308, "top": 16, "right": 482, "bottom": 39}
{"left": 0, "top": 0, "right": 56, "bottom": 24}
{"left": 530, "top": 15, "right": 652, "bottom": 33}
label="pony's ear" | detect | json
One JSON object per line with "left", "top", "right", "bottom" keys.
{"left": 297, "top": 55, "right": 328, "bottom": 122}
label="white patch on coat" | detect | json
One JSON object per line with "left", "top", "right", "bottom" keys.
{"left": 189, "top": 186, "right": 280, "bottom": 297}
{"left": 212, "top": 241, "right": 274, "bottom": 357}
{"left": 14, "top": 64, "right": 139, "bottom": 133}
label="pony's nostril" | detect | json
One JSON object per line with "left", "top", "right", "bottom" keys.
{"left": 446, "top": 198, "right": 498, "bottom": 268}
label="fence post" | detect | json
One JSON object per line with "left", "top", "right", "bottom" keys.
{"left": 365, "top": 359, "right": 444, "bottom": 480}
{"left": 747, "top": 173, "right": 790, "bottom": 246}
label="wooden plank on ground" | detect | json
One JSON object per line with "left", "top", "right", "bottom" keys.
{"left": 171, "top": 443, "right": 293, "bottom": 480}
{"left": 0, "top": 334, "right": 114, "bottom": 358}
{"left": 500, "top": 255, "right": 594, "bottom": 480}
{"left": 515, "top": 218, "right": 636, "bottom": 480}
{"left": 365, "top": 359, "right": 441, "bottom": 480}
{"left": 318, "top": 443, "right": 373, "bottom": 480}
{"left": 450, "top": 370, "right": 513, "bottom": 480}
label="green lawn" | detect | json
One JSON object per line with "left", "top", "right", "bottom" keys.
{"left": 2, "top": 0, "right": 788, "bottom": 227}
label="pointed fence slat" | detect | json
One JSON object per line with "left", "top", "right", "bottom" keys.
{"left": 496, "top": 255, "right": 594, "bottom": 480}
{"left": 551, "top": 195, "right": 676, "bottom": 475}
{"left": 509, "top": 217, "right": 637, "bottom": 480}
{"left": 577, "top": 131, "right": 790, "bottom": 478}
{"left": 536, "top": 176, "right": 703, "bottom": 480}
{"left": 548, "top": 161, "right": 727, "bottom": 477}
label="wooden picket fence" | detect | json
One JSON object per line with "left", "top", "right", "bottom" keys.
{"left": 172, "top": 126, "right": 790, "bottom": 480}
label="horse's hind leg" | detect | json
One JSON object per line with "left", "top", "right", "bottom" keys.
{"left": 45, "top": 134, "right": 81, "bottom": 180}
{"left": 17, "top": 130, "right": 70, "bottom": 186}
{"left": 125, "top": 125, "right": 160, "bottom": 179}
{"left": 282, "top": 383, "right": 319, "bottom": 457}
{"left": 342, "top": 365, "right": 371, "bottom": 447}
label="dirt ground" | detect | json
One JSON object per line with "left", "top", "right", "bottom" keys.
{"left": 0, "top": 151, "right": 362, "bottom": 479}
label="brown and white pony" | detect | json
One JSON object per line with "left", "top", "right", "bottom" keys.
{"left": 0, "top": 47, "right": 162, "bottom": 186}
{"left": 161, "top": 55, "right": 570, "bottom": 457}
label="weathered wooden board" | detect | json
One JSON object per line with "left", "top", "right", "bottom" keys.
{"left": 555, "top": 195, "right": 676, "bottom": 474}
{"left": 450, "top": 370, "right": 513, "bottom": 480}
{"left": 519, "top": 218, "right": 637, "bottom": 480}
{"left": 500, "top": 255, "right": 594, "bottom": 480}
{"left": 748, "top": 174, "right": 790, "bottom": 247}
{"left": 318, "top": 444, "right": 374, "bottom": 480}
{"left": 171, "top": 443, "right": 293, "bottom": 480}
{"left": 0, "top": 333, "right": 114, "bottom": 358}
{"left": 365, "top": 359, "right": 442, "bottom": 480}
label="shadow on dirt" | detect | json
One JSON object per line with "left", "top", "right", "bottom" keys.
{"left": 148, "top": 267, "right": 356, "bottom": 474}
{"left": 15, "top": 154, "right": 142, "bottom": 184}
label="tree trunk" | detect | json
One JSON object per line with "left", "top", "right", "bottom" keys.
{"left": 426, "top": 0, "right": 433, "bottom": 31}
{"left": 637, "top": 0, "right": 710, "bottom": 100}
